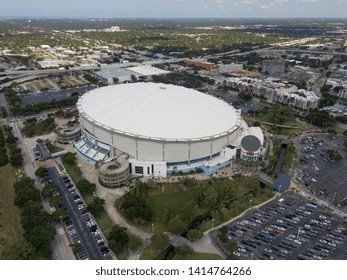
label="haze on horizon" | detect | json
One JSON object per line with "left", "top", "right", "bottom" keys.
{"left": 0, "top": 0, "right": 347, "bottom": 19}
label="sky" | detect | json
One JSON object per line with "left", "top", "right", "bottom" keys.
{"left": 0, "top": 0, "right": 347, "bottom": 18}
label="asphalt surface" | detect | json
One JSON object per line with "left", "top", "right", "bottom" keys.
{"left": 297, "top": 134, "right": 347, "bottom": 205}
{"left": 9, "top": 120, "right": 75, "bottom": 259}
{"left": 19, "top": 85, "right": 97, "bottom": 105}
{"left": 209, "top": 91, "right": 264, "bottom": 113}
{"left": 47, "top": 166, "right": 105, "bottom": 260}
{"left": 212, "top": 192, "right": 347, "bottom": 260}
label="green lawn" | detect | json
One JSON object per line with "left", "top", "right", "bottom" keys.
{"left": 46, "top": 142, "right": 64, "bottom": 153}
{"left": 243, "top": 114, "right": 315, "bottom": 136}
{"left": 139, "top": 176, "right": 273, "bottom": 234}
{"left": 94, "top": 212, "right": 113, "bottom": 234}
{"left": 147, "top": 183, "right": 203, "bottom": 233}
{"left": 140, "top": 243, "right": 162, "bottom": 260}
{"left": 0, "top": 164, "right": 24, "bottom": 259}
{"left": 63, "top": 162, "right": 83, "bottom": 183}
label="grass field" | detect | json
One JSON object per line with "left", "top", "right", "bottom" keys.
{"left": 243, "top": 115, "right": 315, "bottom": 136}
{"left": 63, "top": 162, "right": 83, "bottom": 183}
{"left": 147, "top": 183, "right": 202, "bottom": 233}
{"left": 94, "top": 212, "right": 113, "bottom": 234}
{"left": 140, "top": 176, "right": 273, "bottom": 234}
{"left": 0, "top": 164, "right": 24, "bottom": 259}
{"left": 25, "top": 80, "right": 53, "bottom": 92}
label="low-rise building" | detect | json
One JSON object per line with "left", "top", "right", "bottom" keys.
{"left": 184, "top": 60, "right": 218, "bottom": 71}
{"left": 225, "top": 77, "right": 320, "bottom": 109}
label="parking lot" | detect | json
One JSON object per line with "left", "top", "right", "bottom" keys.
{"left": 19, "top": 85, "right": 96, "bottom": 105}
{"left": 297, "top": 134, "right": 347, "bottom": 206}
{"left": 47, "top": 165, "right": 112, "bottom": 260}
{"left": 213, "top": 192, "right": 347, "bottom": 260}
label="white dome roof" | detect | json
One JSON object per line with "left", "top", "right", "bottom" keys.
{"left": 77, "top": 83, "right": 240, "bottom": 141}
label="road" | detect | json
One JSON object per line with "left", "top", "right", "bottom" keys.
{"left": 47, "top": 166, "right": 104, "bottom": 260}
{"left": 10, "top": 121, "right": 75, "bottom": 260}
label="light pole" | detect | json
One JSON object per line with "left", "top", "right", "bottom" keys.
{"left": 251, "top": 253, "right": 254, "bottom": 260}
{"left": 211, "top": 219, "right": 215, "bottom": 229}
{"left": 249, "top": 199, "right": 252, "bottom": 209}
{"left": 151, "top": 223, "right": 154, "bottom": 234}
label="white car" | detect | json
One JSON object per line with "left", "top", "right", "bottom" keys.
{"left": 293, "top": 239, "right": 302, "bottom": 245}
{"left": 233, "top": 251, "right": 241, "bottom": 256}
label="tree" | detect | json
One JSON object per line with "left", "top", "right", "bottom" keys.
{"left": 327, "top": 128, "right": 337, "bottom": 135}
{"left": 226, "top": 241, "right": 239, "bottom": 260}
{"left": 62, "top": 152, "right": 76, "bottom": 164}
{"left": 14, "top": 187, "right": 40, "bottom": 207}
{"left": 217, "top": 226, "right": 228, "bottom": 243}
{"left": 76, "top": 179, "right": 96, "bottom": 195}
{"left": 168, "top": 216, "right": 186, "bottom": 234}
{"left": 5, "top": 240, "right": 36, "bottom": 260}
{"left": 108, "top": 224, "right": 129, "bottom": 253}
{"left": 10, "top": 153, "right": 23, "bottom": 168}
{"left": 29, "top": 225, "right": 56, "bottom": 259}
{"left": 86, "top": 197, "right": 105, "bottom": 216}
{"left": 128, "top": 235, "right": 143, "bottom": 252}
{"left": 51, "top": 208, "right": 69, "bottom": 222}
{"left": 174, "top": 245, "right": 193, "bottom": 259}
{"left": 113, "top": 77, "right": 119, "bottom": 84}
{"left": 151, "top": 233, "right": 169, "bottom": 250}
{"left": 48, "top": 196, "right": 62, "bottom": 208}
{"left": 41, "top": 183, "right": 59, "bottom": 198}
{"left": 35, "top": 167, "right": 48, "bottom": 178}
{"left": 54, "top": 110, "right": 64, "bottom": 117}
{"left": 69, "top": 242, "right": 81, "bottom": 255}
{"left": 14, "top": 176, "right": 35, "bottom": 192}
{"left": 186, "top": 229, "right": 203, "bottom": 241}
{"left": 119, "top": 182, "right": 153, "bottom": 224}
{"left": 199, "top": 187, "right": 218, "bottom": 209}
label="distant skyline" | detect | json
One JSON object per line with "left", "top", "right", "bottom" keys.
{"left": 0, "top": 0, "right": 347, "bottom": 18}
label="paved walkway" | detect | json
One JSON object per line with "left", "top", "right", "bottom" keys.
{"left": 73, "top": 153, "right": 152, "bottom": 239}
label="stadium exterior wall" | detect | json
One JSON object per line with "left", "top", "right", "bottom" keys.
{"left": 79, "top": 113, "right": 243, "bottom": 164}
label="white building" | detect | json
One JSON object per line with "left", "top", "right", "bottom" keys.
{"left": 226, "top": 77, "right": 320, "bottom": 109}
{"left": 219, "top": 63, "right": 243, "bottom": 73}
{"left": 75, "top": 83, "right": 264, "bottom": 177}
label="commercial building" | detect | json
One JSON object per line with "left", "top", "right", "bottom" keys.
{"left": 96, "top": 65, "right": 169, "bottom": 84}
{"left": 219, "top": 63, "right": 243, "bottom": 73}
{"left": 225, "top": 77, "right": 320, "bottom": 110}
{"left": 262, "top": 59, "right": 285, "bottom": 77}
{"left": 75, "top": 83, "right": 264, "bottom": 177}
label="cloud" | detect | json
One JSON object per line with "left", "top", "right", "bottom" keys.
{"left": 214, "top": 0, "right": 231, "bottom": 8}
{"left": 243, "top": 0, "right": 258, "bottom": 3}
{"left": 260, "top": 0, "right": 289, "bottom": 9}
